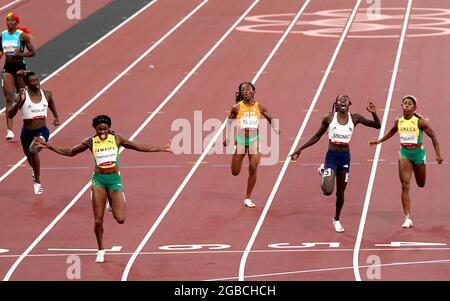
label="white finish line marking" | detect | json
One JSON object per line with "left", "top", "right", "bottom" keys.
{"left": 48, "top": 246, "right": 123, "bottom": 252}
{"left": 374, "top": 242, "right": 447, "bottom": 247}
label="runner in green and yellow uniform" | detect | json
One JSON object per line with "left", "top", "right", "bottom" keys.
{"left": 34, "top": 115, "right": 172, "bottom": 263}
{"left": 369, "top": 95, "right": 443, "bottom": 229}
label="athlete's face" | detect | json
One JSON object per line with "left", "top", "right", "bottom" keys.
{"left": 336, "top": 95, "right": 350, "bottom": 112}
{"left": 401, "top": 98, "right": 416, "bottom": 115}
{"left": 26, "top": 75, "right": 40, "bottom": 90}
{"left": 95, "top": 124, "right": 109, "bottom": 140}
{"left": 5, "top": 16, "right": 17, "bottom": 30}
{"left": 240, "top": 83, "right": 255, "bottom": 101}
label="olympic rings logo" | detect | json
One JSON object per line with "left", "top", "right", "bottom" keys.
{"left": 235, "top": 8, "right": 450, "bottom": 38}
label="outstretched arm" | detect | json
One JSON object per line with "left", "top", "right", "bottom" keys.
{"left": 260, "top": 103, "right": 280, "bottom": 135}
{"left": 289, "top": 114, "right": 331, "bottom": 160}
{"left": 116, "top": 134, "right": 172, "bottom": 153}
{"left": 419, "top": 119, "right": 443, "bottom": 164}
{"left": 369, "top": 119, "right": 398, "bottom": 147}
{"left": 353, "top": 101, "right": 381, "bottom": 129}
{"left": 33, "top": 137, "right": 90, "bottom": 156}
{"left": 223, "top": 104, "right": 239, "bottom": 147}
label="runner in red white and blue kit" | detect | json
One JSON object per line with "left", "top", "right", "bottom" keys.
{"left": 290, "top": 95, "right": 381, "bottom": 232}
{"left": 8, "top": 72, "right": 59, "bottom": 195}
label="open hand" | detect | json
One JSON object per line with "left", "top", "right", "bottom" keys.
{"left": 32, "top": 137, "right": 48, "bottom": 150}
{"left": 366, "top": 100, "right": 376, "bottom": 113}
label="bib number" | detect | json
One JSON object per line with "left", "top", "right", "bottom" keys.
{"left": 239, "top": 117, "right": 258, "bottom": 129}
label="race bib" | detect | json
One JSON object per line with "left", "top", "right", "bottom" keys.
{"left": 95, "top": 150, "right": 116, "bottom": 167}
{"left": 2, "top": 40, "right": 18, "bottom": 55}
{"left": 239, "top": 116, "right": 258, "bottom": 129}
{"left": 400, "top": 133, "right": 417, "bottom": 144}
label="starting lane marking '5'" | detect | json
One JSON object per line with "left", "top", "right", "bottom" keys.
{"left": 268, "top": 242, "right": 340, "bottom": 249}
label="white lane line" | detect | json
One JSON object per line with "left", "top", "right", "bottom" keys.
{"left": 209, "top": 258, "right": 450, "bottom": 281}
{"left": 353, "top": 0, "right": 413, "bottom": 282}
{"left": 0, "top": 0, "right": 159, "bottom": 113}
{"left": 47, "top": 245, "right": 122, "bottom": 252}
{"left": 0, "top": 0, "right": 21, "bottom": 12}
{"left": 238, "top": 0, "right": 362, "bottom": 282}
{"left": 0, "top": 0, "right": 194, "bottom": 184}
{"left": 1, "top": 0, "right": 210, "bottom": 281}
{"left": 2, "top": 246, "right": 450, "bottom": 259}
{"left": 121, "top": 0, "right": 311, "bottom": 281}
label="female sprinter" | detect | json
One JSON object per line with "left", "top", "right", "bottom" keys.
{"left": 0, "top": 12, "right": 35, "bottom": 140}
{"left": 8, "top": 71, "right": 60, "bottom": 195}
{"left": 369, "top": 95, "right": 442, "bottom": 228}
{"left": 223, "top": 82, "right": 280, "bottom": 208}
{"left": 34, "top": 115, "right": 172, "bottom": 262}
{"left": 290, "top": 95, "right": 381, "bottom": 232}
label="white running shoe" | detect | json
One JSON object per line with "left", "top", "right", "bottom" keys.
{"left": 106, "top": 200, "right": 112, "bottom": 212}
{"left": 244, "top": 199, "right": 255, "bottom": 208}
{"left": 402, "top": 217, "right": 413, "bottom": 228}
{"left": 6, "top": 130, "right": 14, "bottom": 140}
{"left": 332, "top": 219, "right": 345, "bottom": 233}
{"left": 95, "top": 249, "right": 105, "bottom": 263}
{"left": 33, "top": 182, "right": 43, "bottom": 195}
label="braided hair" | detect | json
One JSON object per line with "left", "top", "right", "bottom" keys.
{"left": 235, "top": 82, "right": 255, "bottom": 103}
{"left": 331, "top": 94, "right": 352, "bottom": 112}
{"left": 92, "top": 115, "right": 112, "bottom": 129}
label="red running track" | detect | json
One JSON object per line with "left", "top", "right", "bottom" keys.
{"left": 0, "top": 0, "right": 449, "bottom": 281}
{"left": 357, "top": 0, "right": 450, "bottom": 281}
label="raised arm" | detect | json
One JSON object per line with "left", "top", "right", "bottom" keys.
{"left": 44, "top": 90, "right": 60, "bottom": 126}
{"left": 33, "top": 137, "right": 90, "bottom": 156}
{"left": 289, "top": 114, "right": 332, "bottom": 160}
{"left": 116, "top": 134, "right": 172, "bottom": 153}
{"left": 352, "top": 101, "right": 381, "bottom": 129}
{"left": 419, "top": 118, "right": 443, "bottom": 164}
{"left": 7, "top": 88, "right": 26, "bottom": 118}
{"left": 223, "top": 104, "right": 239, "bottom": 147}
{"left": 259, "top": 103, "right": 280, "bottom": 135}
{"left": 369, "top": 118, "right": 398, "bottom": 147}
